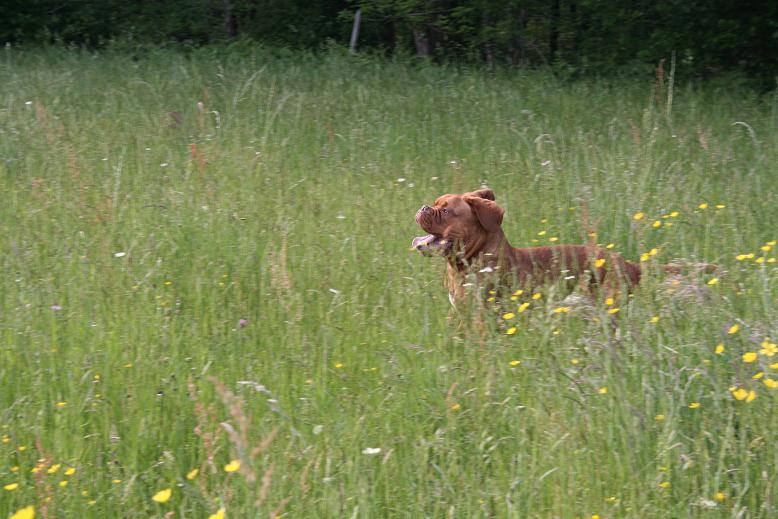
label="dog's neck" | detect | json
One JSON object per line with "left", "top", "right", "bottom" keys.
{"left": 448, "top": 230, "right": 515, "bottom": 273}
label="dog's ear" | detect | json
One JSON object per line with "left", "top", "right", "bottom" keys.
{"left": 464, "top": 195, "right": 504, "bottom": 232}
{"left": 465, "top": 188, "right": 495, "bottom": 201}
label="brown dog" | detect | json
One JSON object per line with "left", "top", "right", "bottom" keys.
{"left": 412, "top": 188, "right": 642, "bottom": 305}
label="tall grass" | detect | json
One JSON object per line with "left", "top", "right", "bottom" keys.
{"left": 1, "top": 45, "right": 777, "bottom": 518}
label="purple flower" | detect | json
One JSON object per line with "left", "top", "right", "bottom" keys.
{"left": 51, "top": 304, "right": 62, "bottom": 311}
{"left": 238, "top": 318, "right": 247, "bottom": 328}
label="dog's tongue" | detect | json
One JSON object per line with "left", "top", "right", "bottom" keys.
{"left": 411, "top": 234, "right": 437, "bottom": 249}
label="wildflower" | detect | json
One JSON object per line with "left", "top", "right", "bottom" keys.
{"left": 531, "top": 292, "right": 542, "bottom": 300}
{"left": 746, "top": 390, "right": 756, "bottom": 402}
{"left": 652, "top": 220, "right": 661, "bottom": 228}
{"left": 640, "top": 253, "right": 650, "bottom": 262}
{"left": 224, "top": 460, "right": 240, "bottom": 473}
{"left": 449, "top": 403, "right": 461, "bottom": 412}
{"left": 658, "top": 481, "right": 671, "bottom": 489}
{"left": 698, "top": 202, "right": 708, "bottom": 209}
{"left": 595, "top": 258, "right": 606, "bottom": 268}
{"left": 11, "top": 506, "right": 35, "bottom": 519}
{"left": 752, "top": 372, "right": 764, "bottom": 380}
{"left": 607, "top": 308, "right": 620, "bottom": 314}
{"left": 56, "top": 402, "right": 66, "bottom": 408}
{"left": 649, "top": 247, "right": 659, "bottom": 256}
{"left": 4, "top": 482, "right": 19, "bottom": 491}
{"left": 238, "top": 318, "right": 247, "bottom": 328}
{"left": 606, "top": 243, "right": 615, "bottom": 249}
{"left": 707, "top": 277, "right": 719, "bottom": 286}
{"left": 760, "top": 340, "right": 777, "bottom": 357}
{"left": 64, "top": 468, "right": 75, "bottom": 476}
{"left": 509, "top": 360, "right": 521, "bottom": 366}
{"left": 502, "top": 312, "right": 515, "bottom": 320}
{"left": 362, "top": 447, "right": 382, "bottom": 455}
{"left": 768, "top": 258, "right": 776, "bottom": 263}
{"left": 689, "top": 402, "right": 701, "bottom": 409}
{"left": 728, "top": 324, "right": 739, "bottom": 334}
{"left": 605, "top": 297, "right": 614, "bottom": 306}
{"left": 506, "top": 327, "right": 518, "bottom": 335}
{"left": 553, "top": 306, "right": 570, "bottom": 314}
{"left": 549, "top": 237, "right": 558, "bottom": 242}
{"left": 208, "top": 508, "right": 226, "bottom": 519}
{"left": 655, "top": 414, "right": 665, "bottom": 422}
{"left": 650, "top": 316, "right": 660, "bottom": 324}
{"left": 732, "top": 388, "right": 748, "bottom": 400}
{"left": 763, "top": 378, "right": 777, "bottom": 388}
{"left": 186, "top": 468, "right": 199, "bottom": 480}
{"left": 112, "top": 479, "right": 121, "bottom": 484}
{"left": 756, "top": 257, "right": 765, "bottom": 264}
{"left": 669, "top": 211, "right": 679, "bottom": 217}
{"left": 714, "top": 343, "right": 725, "bottom": 354}
{"left": 518, "top": 302, "right": 531, "bottom": 313}
{"left": 771, "top": 362, "right": 778, "bottom": 369}
{"left": 762, "top": 245, "right": 772, "bottom": 252}
{"left": 716, "top": 204, "right": 726, "bottom": 209}
{"left": 571, "top": 359, "right": 579, "bottom": 365}
{"left": 742, "top": 352, "right": 757, "bottom": 363}
{"left": 598, "top": 387, "right": 608, "bottom": 394}
{"left": 48, "top": 464, "right": 61, "bottom": 474}
{"left": 59, "top": 480, "right": 68, "bottom": 488}
{"left": 715, "top": 492, "right": 726, "bottom": 502}
{"left": 633, "top": 212, "right": 645, "bottom": 221}
{"left": 512, "top": 289, "right": 524, "bottom": 296}
{"left": 51, "top": 304, "right": 62, "bottom": 311}
{"left": 164, "top": 281, "right": 172, "bottom": 286}
{"left": 152, "top": 488, "right": 172, "bottom": 503}
{"left": 334, "top": 362, "right": 343, "bottom": 369}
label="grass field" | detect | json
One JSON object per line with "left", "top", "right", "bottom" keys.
{"left": 1, "top": 45, "right": 777, "bottom": 518}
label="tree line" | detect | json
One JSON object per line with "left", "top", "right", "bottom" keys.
{"left": 3, "top": 0, "right": 777, "bottom": 88}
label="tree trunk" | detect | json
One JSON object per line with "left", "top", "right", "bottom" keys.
{"left": 412, "top": 26, "right": 431, "bottom": 57}
{"left": 549, "top": 0, "right": 560, "bottom": 63}
{"left": 223, "top": 0, "right": 236, "bottom": 39}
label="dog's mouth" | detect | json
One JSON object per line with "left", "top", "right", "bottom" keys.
{"left": 411, "top": 234, "right": 451, "bottom": 256}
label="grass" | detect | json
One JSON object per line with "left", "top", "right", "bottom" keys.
{"left": 1, "top": 44, "right": 777, "bottom": 518}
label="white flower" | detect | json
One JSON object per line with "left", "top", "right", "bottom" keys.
{"left": 113, "top": 252, "right": 126, "bottom": 257}
{"left": 362, "top": 447, "right": 381, "bottom": 455}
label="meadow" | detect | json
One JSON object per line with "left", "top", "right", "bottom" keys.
{"left": 1, "top": 44, "right": 777, "bottom": 518}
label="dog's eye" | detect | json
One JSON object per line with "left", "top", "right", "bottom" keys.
{"left": 441, "top": 208, "right": 449, "bottom": 215}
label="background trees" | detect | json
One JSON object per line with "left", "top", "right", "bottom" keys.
{"left": 2, "top": 0, "right": 776, "bottom": 87}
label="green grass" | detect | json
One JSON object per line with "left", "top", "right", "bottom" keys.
{"left": 1, "top": 44, "right": 777, "bottom": 518}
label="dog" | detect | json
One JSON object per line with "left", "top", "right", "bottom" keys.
{"left": 412, "top": 188, "right": 643, "bottom": 306}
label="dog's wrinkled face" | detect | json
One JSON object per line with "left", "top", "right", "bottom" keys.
{"left": 412, "top": 188, "right": 504, "bottom": 257}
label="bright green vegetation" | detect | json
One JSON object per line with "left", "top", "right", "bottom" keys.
{"left": 1, "top": 46, "right": 777, "bottom": 518}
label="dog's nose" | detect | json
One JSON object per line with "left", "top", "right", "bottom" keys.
{"left": 419, "top": 205, "right": 432, "bottom": 214}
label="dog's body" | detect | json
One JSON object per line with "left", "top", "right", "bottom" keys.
{"left": 412, "top": 188, "right": 642, "bottom": 304}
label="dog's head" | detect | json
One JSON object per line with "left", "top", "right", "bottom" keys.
{"left": 412, "top": 188, "right": 505, "bottom": 259}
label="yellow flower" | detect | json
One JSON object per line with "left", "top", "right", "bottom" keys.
{"left": 549, "top": 236, "right": 558, "bottom": 242}
{"left": 186, "top": 468, "right": 199, "bottom": 480}
{"left": 689, "top": 402, "right": 700, "bottom": 409}
{"left": 448, "top": 402, "right": 462, "bottom": 412}
{"left": 58, "top": 480, "right": 68, "bottom": 488}
{"left": 47, "top": 464, "right": 61, "bottom": 474}
{"left": 111, "top": 479, "right": 122, "bottom": 484}
{"left": 537, "top": 230, "right": 546, "bottom": 236}
{"left": 594, "top": 258, "right": 606, "bottom": 268}
{"left": 650, "top": 316, "right": 660, "bottom": 324}
{"left": 755, "top": 257, "right": 765, "bottom": 264}
{"left": 664, "top": 221, "right": 673, "bottom": 227}
{"left": 728, "top": 324, "right": 739, "bottom": 334}
{"left": 4, "top": 482, "right": 19, "bottom": 491}
{"left": 334, "top": 362, "right": 343, "bottom": 369}
{"left": 553, "top": 306, "right": 570, "bottom": 314}
{"left": 607, "top": 308, "right": 620, "bottom": 314}
{"left": 715, "top": 492, "right": 726, "bottom": 502}
{"left": 208, "top": 508, "right": 226, "bottom": 519}
{"left": 732, "top": 388, "right": 748, "bottom": 400}
{"left": 752, "top": 372, "right": 764, "bottom": 380}
{"left": 605, "top": 297, "right": 614, "bottom": 306}
{"left": 531, "top": 292, "right": 542, "bottom": 300}
{"left": 746, "top": 390, "right": 756, "bottom": 402}
{"left": 669, "top": 211, "right": 679, "bottom": 217}
{"left": 763, "top": 378, "right": 777, "bottom": 388}
{"left": 652, "top": 220, "right": 661, "bottom": 228}
{"left": 506, "top": 327, "right": 518, "bottom": 335}
{"left": 512, "top": 289, "right": 524, "bottom": 296}
{"left": 640, "top": 253, "right": 650, "bottom": 262}
{"left": 570, "top": 358, "right": 579, "bottom": 365}
{"left": 502, "top": 312, "right": 515, "bottom": 320}
{"left": 598, "top": 387, "right": 608, "bottom": 394}
{"left": 518, "top": 302, "right": 531, "bottom": 313}
{"left": 760, "top": 340, "right": 777, "bottom": 357}
{"left": 56, "top": 402, "right": 66, "bottom": 408}
{"left": 649, "top": 247, "right": 659, "bottom": 256}
{"left": 152, "top": 488, "right": 172, "bottom": 503}
{"left": 10, "top": 506, "right": 35, "bottom": 519}
{"left": 64, "top": 467, "right": 75, "bottom": 476}
{"left": 771, "top": 362, "right": 778, "bottom": 369}
{"left": 655, "top": 414, "right": 665, "bottom": 422}
{"left": 633, "top": 212, "right": 645, "bottom": 221}
{"left": 761, "top": 245, "right": 772, "bottom": 252}
{"left": 714, "top": 343, "right": 725, "bottom": 354}
{"left": 606, "top": 243, "right": 615, "bottom": 249}
{"left": 509, "top": 360, "right": 521, "bottom": 366}
{"left": 707, "top": 277, "right": 719, "bottom": 286}
{"left": 224, "top": 460, "right": 241, "bottom": 473}
{"left": 698, "top": 202, "right": 708, "bottom": 209}
{"left": 768, "top": 258, "right": 777, "bottom": 263}
{"left": 658, "top": 481, "right": 671, "bottom": 489}
{"left": 742, "top": 351, "right": 757, "bottom": 363}
{"left": 716, "top": 204, "right": 726, "bottom": 209}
